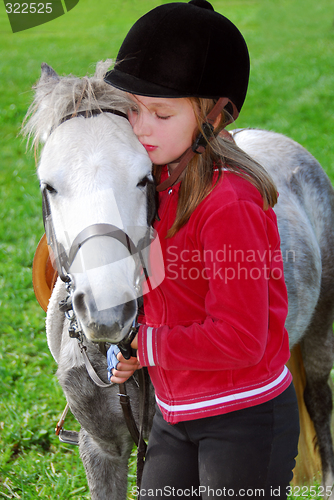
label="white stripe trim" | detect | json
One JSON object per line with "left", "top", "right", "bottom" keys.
{"left": 146, "top": 327, "right": 155, "bottom": 366}
{"left": 156, "top": 366, "right": 289, "bottom": 413}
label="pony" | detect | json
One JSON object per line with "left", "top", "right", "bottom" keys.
{"left": 24, "top": 61, "right": 334, "bottom": 499}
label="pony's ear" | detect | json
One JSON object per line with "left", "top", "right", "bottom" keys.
{"left": 40, "top": 63, "right": 60, "bottom": 83}
{"left": 26, "top": 63, "right": 61, "bottom": 143}
{"left": 35, "top": 63, "right": 60, "bottom": 99}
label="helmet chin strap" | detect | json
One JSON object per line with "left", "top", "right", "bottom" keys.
{"left": 156, "top": 97, "right": 238, "bottom": 192}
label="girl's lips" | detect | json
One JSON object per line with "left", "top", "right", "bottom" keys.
{"left": 142, "top": 143, "right": 158, "bottom": 152}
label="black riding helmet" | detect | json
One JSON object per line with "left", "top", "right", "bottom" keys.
{"left": 105, "top": 0, "right": 250, "bottom": 191}
{"left": 104, "top": 0, "right": 250, "bottom": 117}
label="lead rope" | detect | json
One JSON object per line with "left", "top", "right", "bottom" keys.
{"left": 136, "top": 368, "right": 147, "bottom": 491}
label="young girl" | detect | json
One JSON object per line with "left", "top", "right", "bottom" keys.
{"left": 105, "top": 1, "right": 300, "bottom": 498}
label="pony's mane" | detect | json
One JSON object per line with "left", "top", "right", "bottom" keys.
{"left": 23, "top": 59, "right": 131, "bottom": 149}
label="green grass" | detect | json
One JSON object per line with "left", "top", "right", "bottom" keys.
{"left": 1, "top": 0, "right": 334, "bottom": 498}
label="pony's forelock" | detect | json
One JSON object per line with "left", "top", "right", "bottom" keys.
{"left": 22, "top": 60, "right": 131, "bottom": 153}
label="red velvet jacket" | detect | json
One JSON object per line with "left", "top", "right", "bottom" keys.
{"left": 138, "top": 166, "right": 292, "bottom": 424}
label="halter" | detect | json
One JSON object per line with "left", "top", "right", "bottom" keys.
{"left": 58, "top": 107, "right": 129, "bottom": 129}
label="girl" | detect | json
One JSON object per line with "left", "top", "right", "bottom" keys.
{"left": 105, "top": 1, "right": 299, "bottom": 498}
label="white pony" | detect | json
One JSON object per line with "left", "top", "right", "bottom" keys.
{"left": 27, "top": 61, "right": 162, "bottom": 346}
{"left": 25, "top": 62, "right": 334, "bottom": 499}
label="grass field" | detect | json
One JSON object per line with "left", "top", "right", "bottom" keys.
{"left": 1, "top": 0, "right": 334, "bottom": 498}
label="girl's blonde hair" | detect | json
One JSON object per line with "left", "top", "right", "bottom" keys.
{"left": 153, "top": 98, "right": 278, "bottom": 238}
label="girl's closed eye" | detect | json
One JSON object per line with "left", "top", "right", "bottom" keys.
{"left": 156, "top": 113, "right": 171, "bottom": 120}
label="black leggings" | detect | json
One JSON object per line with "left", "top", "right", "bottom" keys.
{"left": 138, "top": 383, "right": 299, "bottom": 499}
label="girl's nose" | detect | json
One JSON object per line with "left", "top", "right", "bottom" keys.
{"left": 129, "top": 109, "right": 150, "bottom": 137}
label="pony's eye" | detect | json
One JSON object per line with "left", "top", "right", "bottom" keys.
{"left": 41, "top": 182, "right": 57, "bottom": 195}
{"left": 137, "top": 176, "right": 152, "bottom": 189}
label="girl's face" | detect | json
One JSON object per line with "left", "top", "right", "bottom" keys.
{"left": 128, "top": 95, "right": 198, "bottom": 166}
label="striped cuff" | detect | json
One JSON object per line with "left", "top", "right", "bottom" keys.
{"left": 138, "top": 325, "right": 160, "bottom": 367}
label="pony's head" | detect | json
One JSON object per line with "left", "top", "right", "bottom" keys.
{"left": 24, "top": 61, "right": 163, "bottom": 343}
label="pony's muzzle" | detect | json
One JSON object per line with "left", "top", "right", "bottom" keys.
{"left": 72, "top": 290, "right": 137, "bottom": 343}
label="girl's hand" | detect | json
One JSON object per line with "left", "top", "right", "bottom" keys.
{"left": 110, "top": 352, "right": 141, "bottom": 384}
{"left": 107, "top": 334, "right": 140, "bottom": 384}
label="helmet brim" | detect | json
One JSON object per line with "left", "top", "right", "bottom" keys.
{"left": 104, "top": 68, "right": 221, "bottom": 99}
